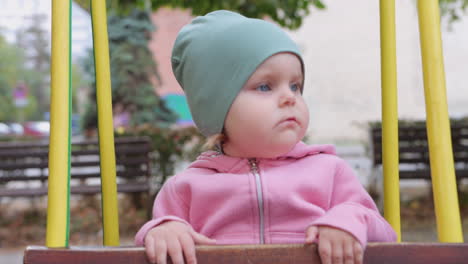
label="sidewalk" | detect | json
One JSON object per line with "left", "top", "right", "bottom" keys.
{"left": 0, "top": 248, "right": 24, "bottom": 264}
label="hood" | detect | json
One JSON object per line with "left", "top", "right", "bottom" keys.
{"left": 188, "top": 141, "right": 336, "bottom": 173}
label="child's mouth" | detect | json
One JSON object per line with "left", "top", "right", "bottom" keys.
{"left": 278, "top": 117, "right": 299, "bottom": 126}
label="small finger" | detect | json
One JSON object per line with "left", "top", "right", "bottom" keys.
{"left": 332, "top": 241, "right": 343, "bottom": 264}
{"left": 145, "top": 236, "right": 157, "bottom": 264}
{"left": 166, "top": 238, "right": 184, "bottom": 264}
{"left": 179, "top": 233, "right": 197, "bottom": 264}
{"left": 318, "top": 239, "right": 332, "bottom": 264}
{"left": 343, "top": 242, "right": 354, "bottom": 264}
{"left": 190, "top": 229, "right": 216, "bottom": 245}
{"left": 305, "top": 226, "right": 318, "bottom": 243}
{"left": 155, "top": 239, "right": 168, "bottom": 264}
{"left": 354, "top": 241, "right": 363, "bottom": 264}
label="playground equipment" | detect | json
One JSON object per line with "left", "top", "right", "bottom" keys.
{"left": 380, "top": 0, "right": 463, "bottom": 243}
{"left": 46, "top": 0, "right": 119, "bottom": 248}
{"left": 23, "top": 0, "right": 468, "bottom": 263}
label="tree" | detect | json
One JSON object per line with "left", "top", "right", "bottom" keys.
{"left": 81, "top": 10, "right": 177, "bottom": 131}
{"left": 440, "top": 0, "right": 468, "bottom": 24}
{"left": 74, "top": 0, "right": 326, "bottom": 30}
{"left": 0, "top": 35, "right": 38, "bottom": 122}
{"left": 15, "top": 14, "right": 51, "bottom": 118}
{"left": 149, "top": 0, "right": 326, "bottom": 30}
{"left": 0, "top": 36, "right": 20, "bottom": 121}
{"left": 72, "top": 64, "right": 87, "bottom": 114}
{"left": 76, "top": 0, "right": 468, "bottom": 29}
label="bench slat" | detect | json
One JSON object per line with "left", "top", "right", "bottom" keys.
{"left": 23, "top": 243, "right": 468, "bottom": 264}
{"left": 0, "top": 137, "right": 152, "bottom": 198}
{"left": 0, "top": 137, "right": 150, "bottom": 149}
{"left": 0, "top": 146, "right": 152, "bottom": 158}
{"left": 0, "top": 169, "right": 149, "bottom": 182}
{"left": 372, "top": 144, "right": 468, "bottom": 154}
{"left": 370, "top": 125, "right": 468, "bottom": 192}
{"left": 0, "top": 157, "right": 150, "bottom": 170}
{"left": 0, "top": 183, "right": 150, "bottom": 197}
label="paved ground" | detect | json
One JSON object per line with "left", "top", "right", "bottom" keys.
{"left": 0, "top": 248, "right": 24, "bottom": 264}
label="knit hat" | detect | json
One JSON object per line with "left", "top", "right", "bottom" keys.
{"left": 171, "top": 10, "right": 304, "bottom": 137}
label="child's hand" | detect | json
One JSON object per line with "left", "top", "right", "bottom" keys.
{"left": 305, "top": 225, "right": 363, "bottom": 264}
{"left": 144, "top": 221, "right": 216, "bottom": 264}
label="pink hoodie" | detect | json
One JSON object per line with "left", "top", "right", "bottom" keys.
{"left": 135, "top": 142, "right": 396, "bottom": 246}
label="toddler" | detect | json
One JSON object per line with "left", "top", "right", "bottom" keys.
{"left": 135, "top": 10, "right": 397, "bottom": 264}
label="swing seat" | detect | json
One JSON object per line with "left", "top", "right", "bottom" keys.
{"left": 23, "top": 243, "right": 468, "bottom": 264}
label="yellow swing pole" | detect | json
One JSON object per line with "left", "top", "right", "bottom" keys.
{"left": 91, "top": 0, "right": 120, "bottom": 246}
{"left": 417, "top": 0, "right": 463, "bottom": 242}
{"left": 46, "top": 0, "right": 72, "bottom": 247}
{"left": 379, "top": 0, "right": 401, "bottom": 241}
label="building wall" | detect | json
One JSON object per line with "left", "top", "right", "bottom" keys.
{"left": 288, "top": 0, "right": 468, "bottom": 143}
{"left": 149, "top": 8, "right": 192, "bottom": 96}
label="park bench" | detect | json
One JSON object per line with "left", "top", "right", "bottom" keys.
{"left": 0, "top": 136, "right": 152, "bottom": 199}
{"left": 370, "top": 123, "right": 468, "bottom": 194}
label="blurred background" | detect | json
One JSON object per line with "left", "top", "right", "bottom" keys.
{"left": 1, "top": 1, "right": 467, "bottom": 142}
{"left": 1, "top": 0, "right": 468, "bottom": 262}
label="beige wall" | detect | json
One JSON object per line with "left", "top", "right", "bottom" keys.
{"left": 288, "top": 0, "right": 468, "bottom": 143}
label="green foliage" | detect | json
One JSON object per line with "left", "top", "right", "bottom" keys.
{"left": 440, "top": 0, "right": 468, "bottom": 24}
{"left": 81, "top": 10, "right": 177, "bottom": 131}
{"left": 75, "top": 0, "right": 326, "bottom": 30}
{"left": 148, "top": 0, "right": 325, "bottom": 30}
{"left": 15, "top": 14, "right": 51, "bottom": 117}
{"left": 75, "top": 0, "right": 149, "bottom": 14}
{"left": 75, "top": 0, "right": 468, "bottom": 30}
{"left": 0, "top": 14, "right": 51, "bottom": 122}
{"left": 117, "top": 125, "right": 205, "bottom": 183}
{"left": 0, "top": 37, "right": 20, "bottom": 121}
{"left": 0, "top": 36, "right": 39, "bottom": 122}
{"left": 72, "top": 64, "right": 87, "bottom": 114}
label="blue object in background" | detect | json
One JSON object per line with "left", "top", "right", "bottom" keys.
{"left": 163, "top": 94, "right": 194, "bottom": 126}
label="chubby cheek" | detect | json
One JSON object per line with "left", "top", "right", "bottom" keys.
{"left": 224, "top": 115, "right": 272, "bottom": 157}
{"left": 301, "top": 107, "right": 310, "bottom": 135}
{"left": 232, "top": 113, "right": 270, "bottom": 143}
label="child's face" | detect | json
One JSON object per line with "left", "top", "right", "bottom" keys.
{"left": 223, "top": 52, "right": 309, "bottom": 158}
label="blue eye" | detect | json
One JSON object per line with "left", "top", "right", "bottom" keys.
{"left": 256, "top": 84, "right": 271, "bottom": 92}
{"left": 290, "top": 83, "right": 300, "bottom": 92}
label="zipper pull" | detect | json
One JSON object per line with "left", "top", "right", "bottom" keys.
{"left": 248, "top": 158, "right": 258, "bottom": 173}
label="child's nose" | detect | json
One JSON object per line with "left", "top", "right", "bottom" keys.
{"left": 279, "top": 88, "right": 296, "bottom": 107}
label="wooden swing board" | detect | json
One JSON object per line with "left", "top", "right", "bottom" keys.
{"left": 24, "top": 243, "right": 468, "bottom": 264}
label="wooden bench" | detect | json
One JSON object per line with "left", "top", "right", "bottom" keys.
{"left": 0, "top": 137, "right": 152, "bottom": 199}
{"left": 23, "top": 243, "right": 468, "bottom": 264}
{"left": 370, "top": 123, "right": 468, "bottom": 194}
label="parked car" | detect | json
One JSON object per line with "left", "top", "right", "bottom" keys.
{"left": 8, "top": 123, "right": 24, "bottom": 135}
{"left": 23, "top": 121, "right": 50, "bottom": 137}
{"left": 0, "top": 123, "right": 10, "bottom": 136}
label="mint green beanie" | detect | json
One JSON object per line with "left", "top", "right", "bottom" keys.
{"left": 171, "top": 10, "right": 304, "bottom": 137}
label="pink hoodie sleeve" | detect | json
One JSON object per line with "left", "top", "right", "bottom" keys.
{"left": 309, "top": 159, "right": 397, "bottom": 246}
{"left": 134, "top": 176, "right": 190, "bottom": 246}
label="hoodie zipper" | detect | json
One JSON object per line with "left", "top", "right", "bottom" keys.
{"left": 248, "top": 158, "right": 264, "bottom": 244}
